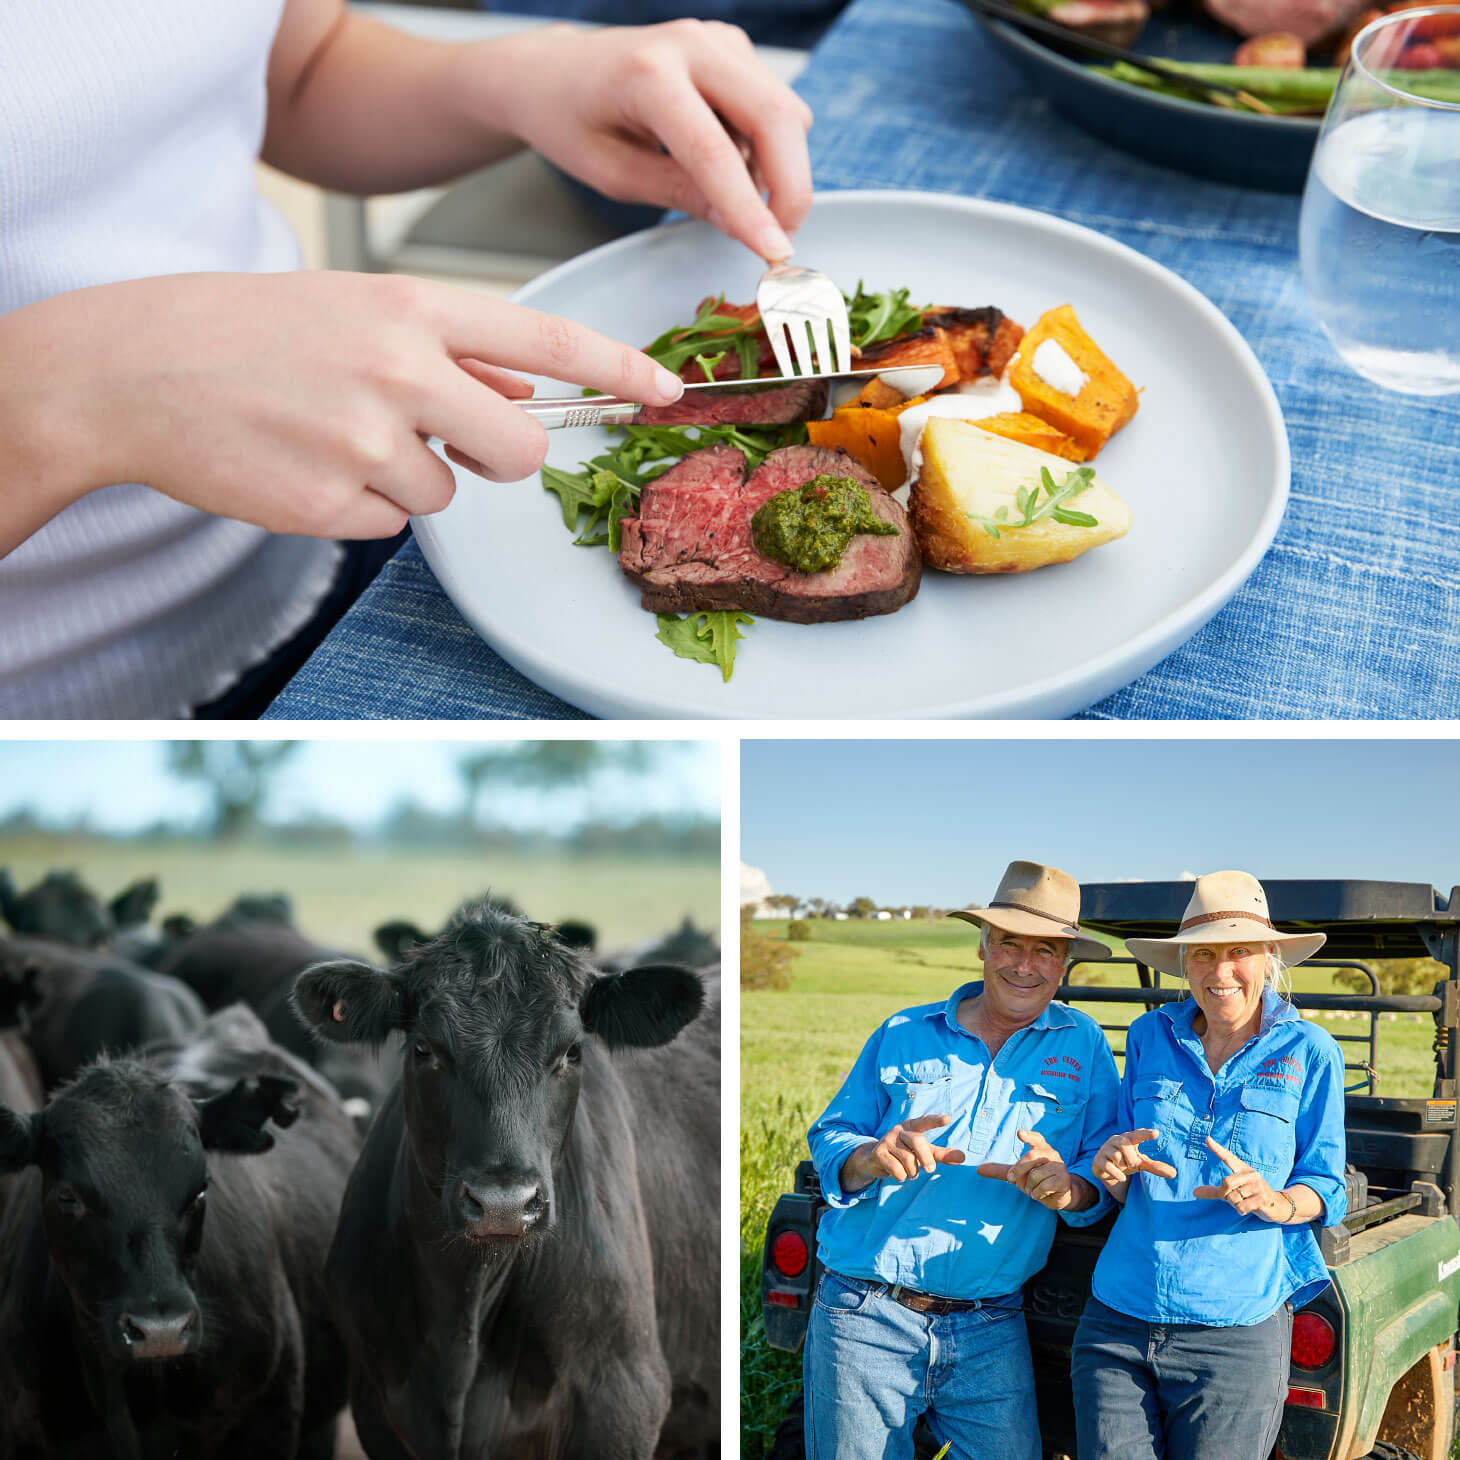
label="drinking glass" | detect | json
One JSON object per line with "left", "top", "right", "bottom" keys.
{"left": 1298, "top": 6, "right": 1460, "bottom": 395}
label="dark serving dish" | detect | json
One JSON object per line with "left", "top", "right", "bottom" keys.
{"left": 966, "top": 5, "right": 1325, "bottom": 190}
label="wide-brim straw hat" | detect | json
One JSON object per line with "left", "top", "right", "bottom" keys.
{"left": 1125, "top": 870, "right": 1326, "bottom": 978}
{"left": 948, "top": 860, "right": 1111, "bottom": 964}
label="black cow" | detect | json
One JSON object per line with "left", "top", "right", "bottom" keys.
{"left": 0, "top": 869, "right": 158, "bottom": 949}
{"left": 373, "top": 898, "right": 598, "bottom": 967}
{"left": 0, "top": 1024, "right": 358, "bottom": 1459}
{"left": 0, "top": 984, "right": 43, "bottom": 1231}
{"left": 598, "top": 916, "right": 719, "bottom": 975}
{"left": 0, "top": 937, "right": 206, "bottom": 1089}
{"left": 160, "top": 918, "right": 397, "bottom": 1118}
{"left": 161, "top": 913, "right": 330, "bottom": 1016}
{"left": 371, "top": 892, "right": 525, "bottom": 966}
{"left": 293, "top": 905, "right": 720, "bottom": 1460}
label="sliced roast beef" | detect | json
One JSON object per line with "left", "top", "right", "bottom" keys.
{"left": 619, "top": 444, "right": 921, "bottom": 624}
{"left": 636, "top": 376, "right": 828, "bottom": 428}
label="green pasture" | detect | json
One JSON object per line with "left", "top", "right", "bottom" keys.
{"left": 741, "top": 918, "right": 1447, "bottom": 1455}
{"left": 0, "top": 836, "right": 719, "bottom": 954}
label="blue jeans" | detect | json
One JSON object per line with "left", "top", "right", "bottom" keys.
{"left": 803, "top": 1272, "right": 1039, "bottom": 1460}
{"left": 1070, "top": 1296, "right": 1293, "bottom": 1460}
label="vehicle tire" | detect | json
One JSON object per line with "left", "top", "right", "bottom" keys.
{"left": 764, "top": 1395, "right": 805, "bottom": 1460}
{"left": 1357, "top": 1443, "right": 1422, "bottom": 1460}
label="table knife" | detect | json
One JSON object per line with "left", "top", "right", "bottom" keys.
{"left": 514, "top": 365, "right": 945, "bottom": 430}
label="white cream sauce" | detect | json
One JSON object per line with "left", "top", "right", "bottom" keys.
{"left": 895, "top": 375, "right": 1024, "bottom": 497}
{"left": 1031, "top": 339, "right": 1087, "bottom": 397}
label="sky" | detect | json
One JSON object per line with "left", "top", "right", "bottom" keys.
{"left": 741, "top": 738, "right": 1460, "bottom": 906}
{"left": 0, "top": 741, "right": 720, "bottom": 834}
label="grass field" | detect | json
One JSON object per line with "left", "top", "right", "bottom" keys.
{"left": 0, "top": 836, "right": 720, "bottom": 954}
{"left": 741, "top": 918, "right": 1448, "bottom": 1456}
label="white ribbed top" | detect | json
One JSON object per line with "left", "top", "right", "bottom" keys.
{"left": 0, "top": 0, "right": 340, "bottom": 718}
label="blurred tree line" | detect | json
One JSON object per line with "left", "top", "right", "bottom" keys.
{"left": 0, "top": 742, "right": 716, "bottom": 859}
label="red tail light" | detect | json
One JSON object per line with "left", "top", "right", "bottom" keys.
{"left": 1286, "top": 1386, "right": 1325, "bottom": 1410}
{"left": 1291, "top": 1312, "right": 1336, "bottom": 1369}
{"left": 766, "top": 1291, "right": 798, "bottom": 1307}
{"left": 771, "top": 1229, "right": 809, "bottom": 1277}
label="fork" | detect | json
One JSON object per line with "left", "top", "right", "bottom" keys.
{"left": 756, "top": 261, "right": 853, "bottom": 378}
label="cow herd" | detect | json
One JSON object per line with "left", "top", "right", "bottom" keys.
{"left": 0, "top": 869, "right": 721, "bottom": 1460}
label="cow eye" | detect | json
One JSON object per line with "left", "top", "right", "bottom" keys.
{"left": 413, "top": 1039, "right": 436, "bottom": 1065}
{"left": 53, "top": 1185, "right": 83, "bottom": 1214}
{"left": 191, "top": 1189, "right": 207, "bottom": 1217}
{"left": 557, "top": 1043, "right": 582, "bottom": 1073}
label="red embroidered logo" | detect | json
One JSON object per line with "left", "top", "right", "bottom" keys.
{"left": 1042, "top": 1055, "right": 1083, "bottom": 1082}
{"left": 1255, "top": 1054, "right": 1302, "bottom": 1086}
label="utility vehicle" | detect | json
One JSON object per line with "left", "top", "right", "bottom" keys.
{"left": 759, "top": 880, "right": 1460, "bottom": 1460}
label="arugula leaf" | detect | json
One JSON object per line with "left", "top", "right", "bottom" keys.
{"left": 541, "top": 464, "right": 604, "bottom": 530}
{"left": 692, "top": 350, "right": 727, "bottom": 382}
{"left": 542, "top": 465, "right": 642, "bottom": 551}
{"left": 612, "top": 421, "right": 809, "bottom": 475}
{"left": 655, "top": 610, "right": 753, "bottom": 681}
{"left": 844, "top": 282, "right": 927, "bottom": 349}
{"left": 969, "top": 465, "right": 1099, "bottom": 539}
{"left": 642, "top": 294, "right": 765, "bottom": 377}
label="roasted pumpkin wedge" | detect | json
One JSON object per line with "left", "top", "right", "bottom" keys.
{"left": 972, "top": 412, "right": 1083, "bottom": 462}
{"left": 1007, "top": 305, "right": 1139, "bottom": 460}
{"left": 806, "top": 398, "right": 930, "bottom": 491}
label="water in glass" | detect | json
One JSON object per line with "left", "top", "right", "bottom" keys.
{"left": 1301, "top": 106, "right": 1460, "bottom": 395}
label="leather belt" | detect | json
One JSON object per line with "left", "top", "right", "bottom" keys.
{"left": 886, "top": 1284, "right": 986, "bottom": 1316}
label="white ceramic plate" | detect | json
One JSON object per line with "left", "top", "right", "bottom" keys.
{"left": 413, "top": 190, "right": 1288, "bottom": 719}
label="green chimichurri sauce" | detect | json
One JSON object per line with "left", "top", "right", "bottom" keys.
{"left": 750, "top": 475, "right": 899, "bottom": 574}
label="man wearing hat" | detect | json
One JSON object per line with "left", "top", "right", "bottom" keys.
{"left": 803, "top": 860, "right": 1121, "bottom": 1460}
{"left": 1070, "top": 870, "right": 1348, "bottom": 1460}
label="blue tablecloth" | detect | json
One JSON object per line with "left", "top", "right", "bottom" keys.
{"left": 265, "top": 0, "right": 1460, "bottom": 721}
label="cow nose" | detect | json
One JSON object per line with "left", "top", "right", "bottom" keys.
{"left": 119, "top": 1309, "right": 198, "bottom": 1359}
{"left": 456, "top": 1178, "right": 546, "bottom": 1239}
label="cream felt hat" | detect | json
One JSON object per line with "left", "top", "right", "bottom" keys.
{"left": 948, "top": 860, "right": 1111, "bottom": 964}
{"left": 1125, "top": 870, "right": 1326, "bottom": 978}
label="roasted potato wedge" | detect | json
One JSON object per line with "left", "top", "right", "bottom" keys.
{"left": 911, "top": 418, "right": 1132, "bottom": 574}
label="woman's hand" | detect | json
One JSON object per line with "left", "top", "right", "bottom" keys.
{"left": 840, "top": 1114, "right": 967, "bottom": 1193}
{"left": 484, "top": 21, "right": 814, "bottom": 261}
{"left": 978, "top": 1130, "right": 1093, "bottom": 1212}
{"left": 1194, "top": 1136, "right": 1290, "bottom": 1220}
{"left": 1090, "top": 1128, "right": 1178, "bottom": 1203}
{"left": 0, "top": 271, "right": 684, "bottom": 554}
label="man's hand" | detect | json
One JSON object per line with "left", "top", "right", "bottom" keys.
{"left": 1193, "top": 1136, "right": 1284, "bottom": 1220}
{"left": 977, "top": 1130, "right": 1090, "bottom": 1211}
{"left": 840, "top": 1114, "right": 966, "bottom": 1194}
{"left": 1090, "top": 1128, "right": 1178, "bottom": 1203}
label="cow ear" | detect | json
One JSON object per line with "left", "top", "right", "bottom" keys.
{"left": 0, "top": 1106, "right": 39, "bottom": 1174}
{"left": 373, "top": 921, "right": 428, "bottom": 964}
{"left": 196, "top": 1075, "right": 300, "bottom": 1154}
{"left": 109, "top": 878, "right": 159, "bottom": 930}
{"left": 581, "top": 964, "right": 704, "bottom": 1049}
{"left": 292, "top": 959, "right": 406, "bottom": 1046}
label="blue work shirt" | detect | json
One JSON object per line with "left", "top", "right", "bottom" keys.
{"left": 1091, "top": 989, "right": 1348, "bottom": 1326}
{"left": 808, "top": 981, "right": 1120, "bottom": 1300}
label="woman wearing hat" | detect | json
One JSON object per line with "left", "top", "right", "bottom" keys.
{"left": 1069, "top": 870, "right": 1348, "bottom": 1460}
